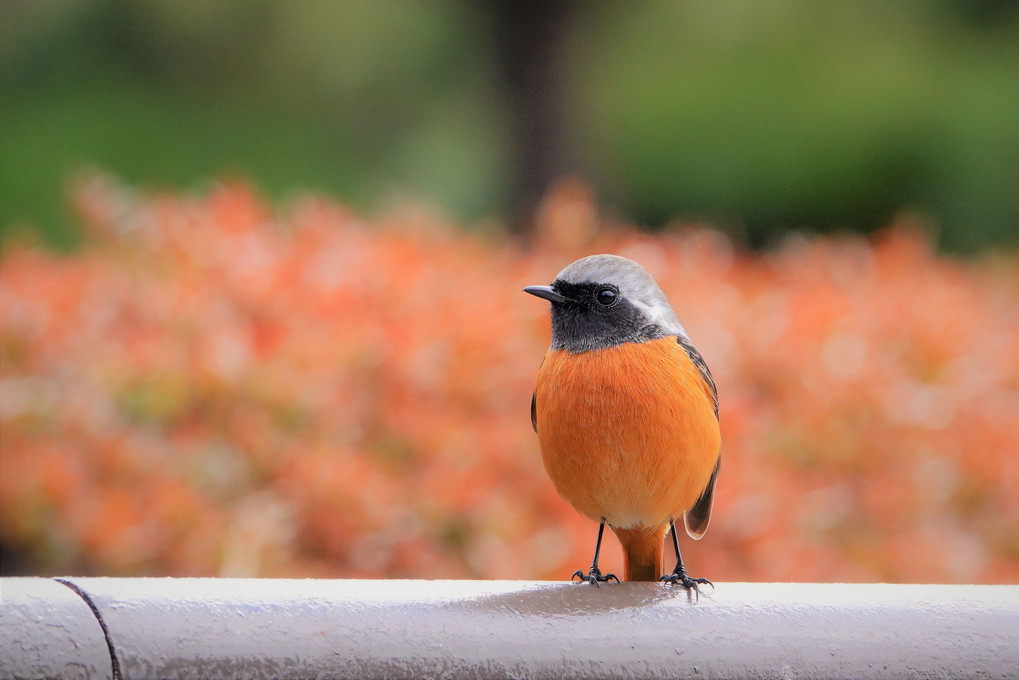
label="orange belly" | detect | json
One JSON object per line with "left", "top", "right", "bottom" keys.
{"left": 534, "top": 337, "right": 720, "bottom": 529}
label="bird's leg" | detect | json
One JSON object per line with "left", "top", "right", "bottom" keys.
{"left": 572, "top": 520, "right": 619, "bottom": 586}
{"left": 661, "top": 520, "right": 713, "bottom": 597}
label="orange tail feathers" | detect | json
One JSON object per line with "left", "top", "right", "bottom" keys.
{"left": 614, "top": 525, "right": 666, "bottom": 582}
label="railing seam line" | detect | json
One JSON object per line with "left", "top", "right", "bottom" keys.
{"left": 55, "top": 578, "right": 123, "bottom": 680}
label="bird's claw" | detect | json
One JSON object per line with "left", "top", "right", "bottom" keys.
{"left": 572, "top": 568, "right": 619, "bottom": 586}
{"left": 660, "top": 572, "right": 714, "bottom": 599}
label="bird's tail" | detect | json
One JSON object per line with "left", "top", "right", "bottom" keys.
{"left": 614, "top": 525, "right": 666, "bottom": 582}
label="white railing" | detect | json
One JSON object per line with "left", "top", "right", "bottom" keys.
{"left": 2, "top": 578, "right": 1016, "bottom": 679}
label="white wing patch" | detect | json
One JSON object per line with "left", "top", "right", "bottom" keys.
{"left": 631, "top": 297, "right": 686, "bottom": 336}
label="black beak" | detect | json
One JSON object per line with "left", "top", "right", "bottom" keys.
{"left": 523, "top": 285, "right": 572, "bottom": 304}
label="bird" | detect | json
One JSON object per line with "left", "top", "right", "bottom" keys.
{"left": 525, "top": 254, "right": 720, "bottom": 590}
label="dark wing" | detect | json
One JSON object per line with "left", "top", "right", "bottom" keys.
{"left": 531, "top": 354, "right": 546, "bottom": 434}
{"left": 531, "top": 390, "right": 537, "bottom": 433}
{"left": 677, "top": 335, "right": 720, "bottom": 539}
{"left": 676, "top": 335, "right": 718, "bottom": 420}
{"left": 684, "top": 457, "right": 720, "bottom": 539}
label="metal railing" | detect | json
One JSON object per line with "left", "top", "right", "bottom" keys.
{"left": 2, "top": 577, "right": 1016, "bottom": 679}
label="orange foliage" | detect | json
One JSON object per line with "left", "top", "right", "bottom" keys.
{"left": 1, "top": 175, "right": 1017, "bottom": 583}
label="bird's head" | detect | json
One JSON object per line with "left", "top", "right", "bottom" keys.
{"left": 524, "top": 254, "right": 685, "bottom": 352}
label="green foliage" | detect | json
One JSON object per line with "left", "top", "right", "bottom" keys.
{"left": 0, "top": 0, "right": 506, "bottom": 248}
{"left": 1, "top": 0, "right": 1016, "bottom": 250}
{"left": 571, "top": 0, "right": 1019, "bottom": 249}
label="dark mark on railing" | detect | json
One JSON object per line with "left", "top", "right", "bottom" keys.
{"left": 56, "top": 578, "right": 123, "bottom": 680}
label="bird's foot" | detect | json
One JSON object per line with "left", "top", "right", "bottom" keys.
{"left": 660, "top": 570, "right": 713, "bottom": 599}
{"left": 572, "top": 567, "right": 619, "bottom": 587}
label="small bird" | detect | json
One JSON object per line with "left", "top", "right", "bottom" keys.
{"left": 525, "top": 254, "right": 720, "bottom": 590}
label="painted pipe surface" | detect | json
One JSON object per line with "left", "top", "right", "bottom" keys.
{"left": 0, "top": 578, "right": 112, "bottom": 680}
{"left": 1, "top": 578, "right": 1017, "bottom": 679}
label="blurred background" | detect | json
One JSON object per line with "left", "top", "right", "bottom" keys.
{"left": 3, "top": 0, "right": 1019, "bottom": 249}
{"left": 0, "top": 0, "right": 1017, "bottom": 582}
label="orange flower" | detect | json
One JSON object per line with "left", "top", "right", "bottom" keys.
{"left": 0, "top": 174, "right": 1016, "bottom": 583}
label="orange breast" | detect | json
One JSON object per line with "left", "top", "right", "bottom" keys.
{"left": 534, "top": 337, "right": 720, "bottom": 529}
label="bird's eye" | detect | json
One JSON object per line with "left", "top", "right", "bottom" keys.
{"left": 596, "top": 287, "right": 617, "bottom": 306}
